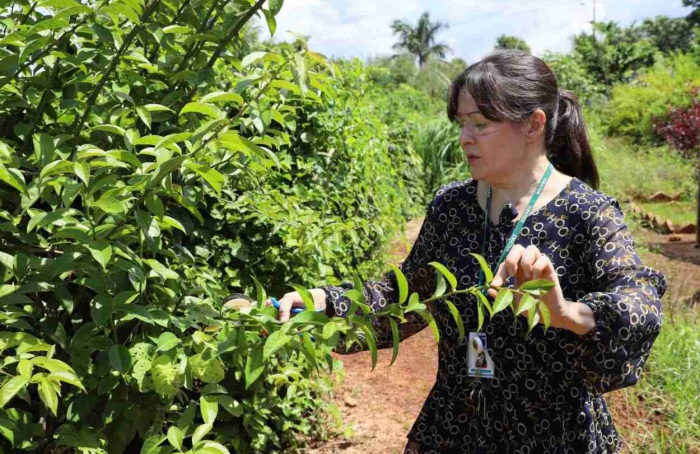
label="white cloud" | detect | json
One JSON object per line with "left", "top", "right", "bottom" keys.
{"left": 263, "top": 0, "right": 693, "bottom": 63}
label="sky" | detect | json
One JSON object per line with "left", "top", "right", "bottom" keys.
{"left": 261, "top": 0, "right": 693, "bottom": 63}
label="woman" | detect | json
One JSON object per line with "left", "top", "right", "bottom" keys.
{"left": 272, "top": 50, "right": 666, "bottom": 453}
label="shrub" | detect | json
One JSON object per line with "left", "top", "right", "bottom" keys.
{"left": 0, "top": 1, "right": 430, "bottom": 452}
{"left": 600, "top": 53, "right": 700, "bottom": 141}
{"left": 653, "top": 88, "right": 700, "bottom": 158}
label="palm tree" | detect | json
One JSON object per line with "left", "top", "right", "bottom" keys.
{"left": 391, "top": 12, "right": 451, "bottom": 68}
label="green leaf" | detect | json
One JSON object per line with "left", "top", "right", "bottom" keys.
{"left": 140, "top": 434, "right": 166, "bottom": 454}
{"left": 87, "top": 239, "right": 112, "bottom": 270}
{"left": 136, "top": 106, "right": 152, "bottom": 129}
{"left": 93, "top": 195, "right": 125, "bottom": 214}
{"left": 251, "top": 275, "right": 266, "bottom": 305}
{"left": 388, "top": 264, "right": 408, "bottom": 305}
{"left": 268, "top": 0, "right": 283, "bottom": 15}
{"left": 527, "top": 305, "right": 541, "bottom": 335}
{"left": 184, "top": 161, "right": 224, "bottom": 194}
{"left": 405, "top": 292, "right": 425, "bottom": 313}
{"left": 197, "top": 441, "right": 230, "bottom": 454}
{"left": 244, "top": 347, "right": 264, "bottom": 389}
{"left": 91, "top": 124, "right": 126, "bottom": 136}
{"left": 0, "top": 414, "right": 17, "bottom": 446}
{"left": 200, "top": 395, "right": 218, "bottom": 425}
{"left": 38, "top": 379, "right": 58, "bottom": 415}
{"left": 263, "top": 330, "right": 291, "bottom": 359}
{"left": 73, "top": 161, "right": 90, "bottom": 186}
{"left": 144, "top": 103, "right": 174, "bottom": 113}
{"left": 192, "top": 422, "right": 212, "bottom": 445}
{"left": 0, "top": 285, "right": 18, "bottom": 299}
{"left": 388, "top": 318, "right": 400, "bottom": 367}
{"left": 519, "top": 279, "right": 556, "bottom": 294}
{"left": 0, "top": 163, "right": 27, "bottom": 194}
{"left": 469, "top": 253, "right": 493, "bottom": 285}
{"left": 162, "top": 25, "right": 193, "bottom": 34}
{"left": 215, "top": 395, "right": 242, "bottom": 417}
{"left": 477, "top": 300, "right": 484, "bottom": 331}
{"left": 538, "top": 302, "right": 551, "bottom": 331}
{"left": 17, "top": 360, "right": 32, "bottom": 378}
{"left": 200, "top": 91, "right": 243, "bottom": 104}
{"left": 351, "top": 316, "right": 378, "bottom": 370}
{"left": 108, "top": 345, "right": 132, "bottom": 374}
{"left": 219, "top": 132, "right": 280, "bottom": 167}
{"left": 418, "top": 310, "right": 440, "bottom": 343}
{"left": 145, "top": 259, "right": 180, "bottom": 280}
{"left": 0, "top": 375, "right": 29, "bottom": 408}
{"left": 493, "top": 289, "right": 514, "bottom": 314}
{"left": 179, "top": 102, "right": 222, "bottom": 119}
{"left": 516, "top": 293, "right": 538, "bottom": 316}
{"left": 432, "top": 274, "right": 446, "bottom": 299}
{"left": 429, "top": 262, "right": 457, "bottom": 290}
{"left": 263, "top": 9, "right": 276, "bottom": 37}
{"left": 241, "top": 52, "right": 268, "bottom": 68}
{"left": 474, "top": 290, "right": 493, "bottom": 318}
{"left": 156, "top": 332, "right": 180, "bottom": 352}
{"left": 289, "top": 284, "right": 316, "bottom": 312}
{"left": 167, "top": 425, "right": 183, "bottom": 451}
{"left": 444, "top": 300, "right": 465, "bottom": 341}
{"left": 46, "top": 371, "right": 85, "bottom": 391}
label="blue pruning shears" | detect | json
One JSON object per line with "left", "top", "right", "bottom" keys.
{"left": 269, "top": 297, "right": 323, "bottom": 315}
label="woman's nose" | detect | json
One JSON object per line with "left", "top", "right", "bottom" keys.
{"left": 459, "top": 125, "right": 475, "bottom": 149}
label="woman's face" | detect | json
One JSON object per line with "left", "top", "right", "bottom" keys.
{"left": 455, "top": 88, "right": 530, "bottom": 184}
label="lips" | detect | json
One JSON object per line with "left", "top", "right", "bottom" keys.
{"left": 467, "top": 155, "right": 480, "bottom": 164}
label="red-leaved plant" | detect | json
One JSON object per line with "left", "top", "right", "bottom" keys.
{"left": 653, "top": 87, "right": 700, "bottom": 159}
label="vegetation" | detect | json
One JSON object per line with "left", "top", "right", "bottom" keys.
{"left": 494, "top": 35, "right": 531, "bottom": 53}
{"left": 391, "top": 12, "right": 451, "bottom": 68}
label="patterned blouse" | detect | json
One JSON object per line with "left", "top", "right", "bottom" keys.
{"left": 322, "top": 177, "right": 666, "bottom": 454}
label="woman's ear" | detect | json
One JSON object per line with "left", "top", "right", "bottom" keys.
{"left": 525, "top": 109, "right": 547, "bottom": 142}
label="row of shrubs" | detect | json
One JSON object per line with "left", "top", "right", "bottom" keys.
{"left": 0, "top": 1, "right": 439, "bottom": 452}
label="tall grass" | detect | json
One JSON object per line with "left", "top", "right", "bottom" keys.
{"left": 411, "top": 120, "right": 469, "bottom": 199}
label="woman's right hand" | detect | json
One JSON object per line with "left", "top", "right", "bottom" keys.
{"left": 266, "top": 288, "right": 328, "bottom": 322}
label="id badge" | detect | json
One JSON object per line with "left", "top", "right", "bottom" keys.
{"left": 468, "top": 332, "right": 495, "bottom": 378}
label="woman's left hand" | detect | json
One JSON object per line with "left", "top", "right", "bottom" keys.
{"left": 486, "top": 244, "right": 572, "bottom": 330}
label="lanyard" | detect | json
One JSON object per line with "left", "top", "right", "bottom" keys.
{"left": 478, "top": 163, "right": 553, "bottom": 287}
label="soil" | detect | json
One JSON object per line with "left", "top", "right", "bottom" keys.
{"left": 308, "top": 218, "right": 700, "bottom": 454}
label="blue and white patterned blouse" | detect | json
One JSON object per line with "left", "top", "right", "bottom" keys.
{"left": 322, "top": 177, "right": 666, "bottom": 454}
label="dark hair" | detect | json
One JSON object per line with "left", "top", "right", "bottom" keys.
{"left": 447, "top": 49, "right": 599, "bottom": 189}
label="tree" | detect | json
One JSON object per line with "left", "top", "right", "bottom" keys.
{"left": 637, "top": 15, "right": 694, "bottom": 54}
{"left": 495, "top": 35, "right": 531, "bottom": 53}
{"left": 683, "top": 0, "right": 700, "bottom": 26}
{"left": 391, "top": 12, "right": 451, "bottom": 68}
{"left": 573, "top": 21, "right": 656, "bottom": 90}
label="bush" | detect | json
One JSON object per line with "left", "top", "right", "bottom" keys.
{"left": 600, "top": 53, "right": 700, "bottom": 141}
{"left": 0, "top": 1, "right": 430, "bottom": 452}
{"left": 653, "top": 88, "right": 700, "bottom": 158}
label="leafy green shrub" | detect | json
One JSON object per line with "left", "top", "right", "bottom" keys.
{"left": 600, "top": 53, "right": 700, "bottom": 141}
{"left": 0, "top": 0, "right": 437, "bottom": 452}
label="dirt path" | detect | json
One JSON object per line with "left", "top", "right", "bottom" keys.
{"left": 309, "top": 218, "right": 700, "bottom": 454}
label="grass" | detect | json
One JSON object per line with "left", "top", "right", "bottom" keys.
{"left": 592, "top": 134, "right": 696, "bottom": 202}
{"left": 607, "top": 221, "right": 700, "bottom": 453}
{"left": 639, "top": 201, "right": 697, "bottom": 227}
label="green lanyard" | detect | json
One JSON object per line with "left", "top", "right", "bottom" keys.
{"left": 478, "top": 163, "right": 554, "bottom": 287}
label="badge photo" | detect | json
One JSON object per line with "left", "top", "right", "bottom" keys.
{"left": 468, "top": 332, "right": 495, "bottom": 378}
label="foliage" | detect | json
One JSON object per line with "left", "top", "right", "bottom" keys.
{"left": 0, "top": 0, "right": 442, "bottom": 452}
{"left": 589, "top": 130, "right": 696, "bottom": 202}
{"left": 411, "top": 120, "right": 466, "bottom": 201}
{"left": 542, "top": 52, "right": 606, "bottom": 106}
{"left": 599, "top": 53, "right": 700, "bottom": 141}
{"left": 494, "top": 35, "right": 531, "bottom": 54}
{"left": 573, "top": 21, "right": 656, "bottom": 90}
{"left": 367, "top": 56, "right": 466, "bottom": 101}
{"left": 637, "top": 15, "right": 695, "bottom": 54}
{"left": 653, "top": 87, "right": 700, "bottom": 158}
{"left": 390, "top": 12, "right": 451, "bottom": 68}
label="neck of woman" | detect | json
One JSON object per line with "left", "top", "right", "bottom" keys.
{"left": 490, "top": 153, "right": 553, "bottom": 205}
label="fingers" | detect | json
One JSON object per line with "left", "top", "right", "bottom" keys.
{"left": 531, "top": 254, "right": 552, "bottom": 281}
{"left": 277, "top": 292, "right": 302, "bottom": 322}
{"left": 520, "top": 245, "right": 541, "bottom": 280}
{"left": 490, "top": 244, "right": 525, "bottom": 289}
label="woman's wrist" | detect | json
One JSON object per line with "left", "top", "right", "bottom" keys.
{"left": 562, "top": 302, "right": 596, "bottom": 336}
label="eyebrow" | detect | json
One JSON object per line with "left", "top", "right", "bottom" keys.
{"left": 456, "top": 110, "right": 482, "bottom": 117}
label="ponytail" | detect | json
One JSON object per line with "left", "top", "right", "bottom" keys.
{"left": 548, "top": 89, "right": 599, "bottom": 189}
